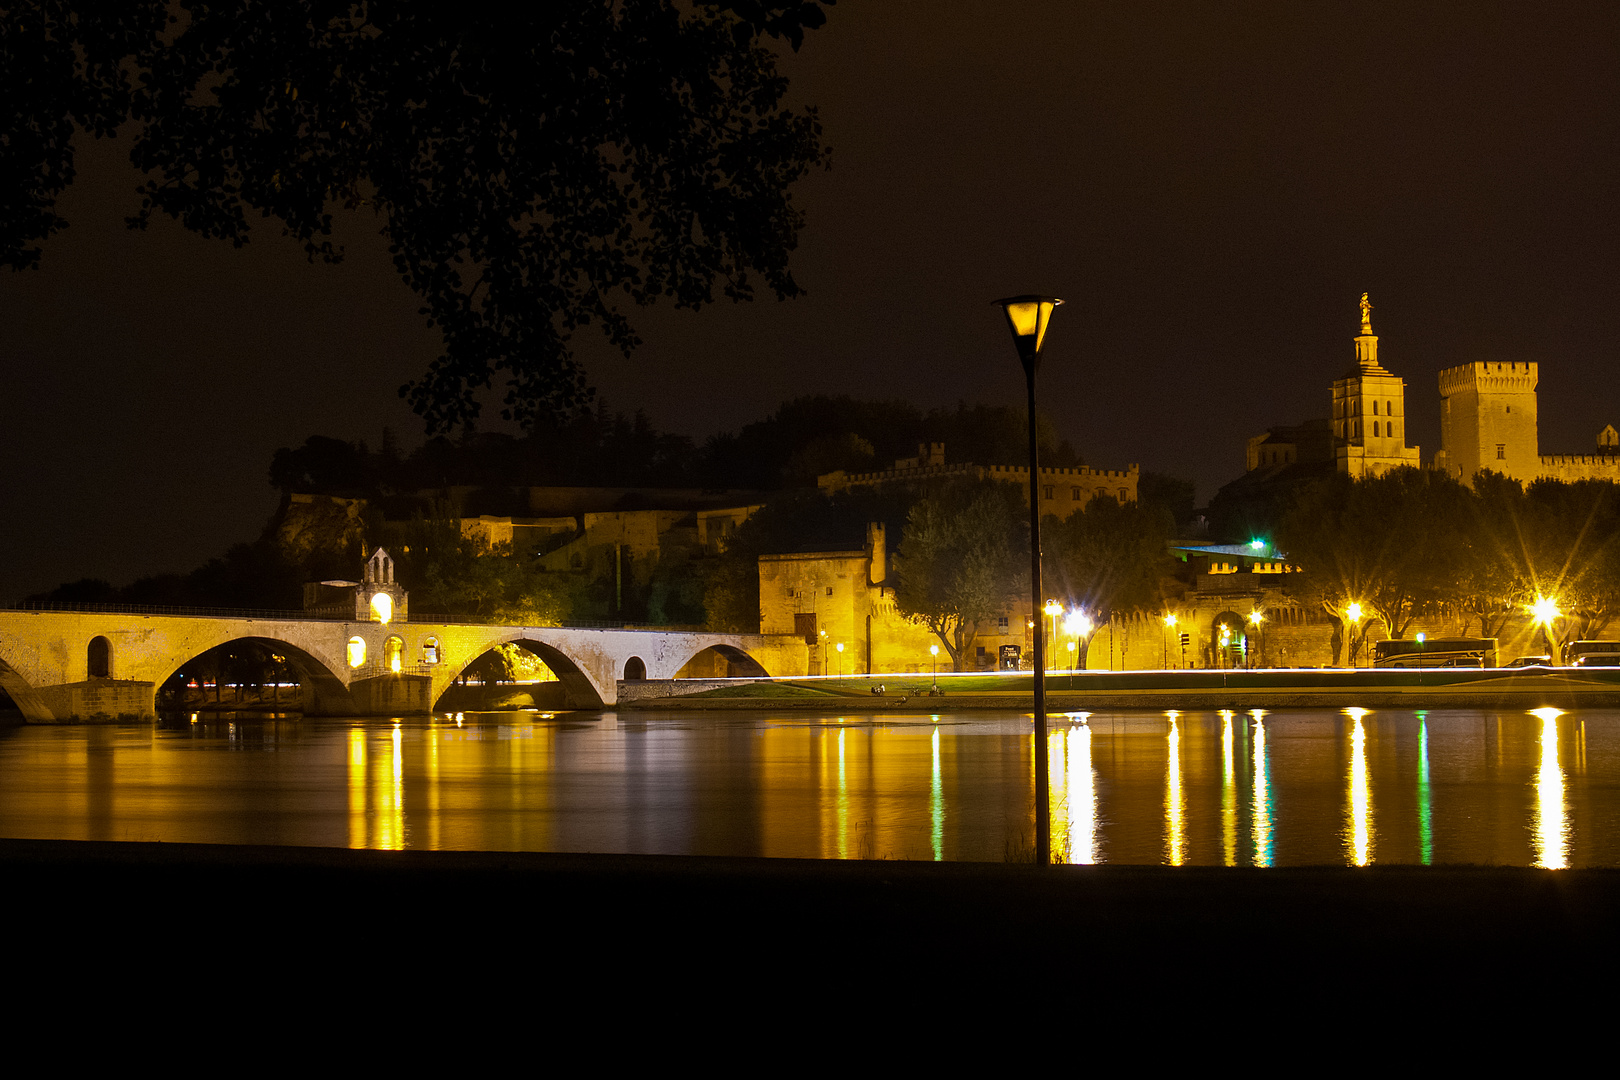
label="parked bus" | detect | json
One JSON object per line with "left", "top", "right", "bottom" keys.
{"left": 1373, "top": 638, "right": 1498, "bottom": 668}
{"left": 1564, "top": 640, "right": 1620, "bottom": 666}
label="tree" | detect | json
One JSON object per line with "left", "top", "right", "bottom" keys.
{"left": 1277, "top": 468, "right": 1474, "bottom": 659}
{"left": 4, "top": 2, "right": 832, "bottom": 429}
{"left": 392, "top": 504, "right": 576, "bottom": 622}
{"left": 1046, "top": 495, "right": 1175, "bottom": 661}
{"left": 1519, "top": 479, "right": 1620, "bottom": 650}
{"left": 893, "top": 479, "right": 1026, "bottom": 671}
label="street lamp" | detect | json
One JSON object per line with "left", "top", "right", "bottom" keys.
{"left": 836, "top": 641, "right": 844, "bottom": 687}
{"left": 1162, "top": 612, "right": 1177, "bottom": 668}
{"left": 1044, "top": 599, "right": 1063, "bottom": 668}
{"left": 994, "top": 293, "right": 1063, "bottom": 866}
{"left": 930, "top": 643, "right": 940, "bottom": 690}
{"left": 1530, "top": 594, "right": 1561, "bottom": 663}
{"left": 1248, "top": 610, "right": 1265, "bottom": 669}
{"left": 1345, "top": 602, "right": 1364, "bottom": 668}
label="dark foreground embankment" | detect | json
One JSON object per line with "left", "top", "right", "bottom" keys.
{"left": 6, "top": 839, "right": 1619, "bottom": 1018}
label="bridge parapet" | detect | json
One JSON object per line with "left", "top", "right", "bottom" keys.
{"left": 0, "top": 609, "right": 806, "bottom": 721}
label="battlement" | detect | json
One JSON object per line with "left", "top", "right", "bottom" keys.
{"left": 1438, "top": 361, "right": 1538, "bottom": 396}
{"left": 986, "top": 464, "right": 1140, "bottom": 482}
{"left": 1541, "top": 454, "right": 1620, "bottom": 467}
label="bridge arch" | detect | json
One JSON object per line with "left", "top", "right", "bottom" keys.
{"left": 435, "top": 636, "right": 609, "bottom": 710}
{"left": 673, "top": 643, "right": 770, "bottom": 680}
{"left": 0, "top": 650, "right": 52, "bottom": 722}
{"left": 623, "top": 656, "right": 646, "bottom": 681}
{"left": 157, "top": 635, "right": 356, "bottom": 715}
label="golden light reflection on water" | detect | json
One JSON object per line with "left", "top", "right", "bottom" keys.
{"left": 1068, "top": 723, "right": 1096, "bottom": 864}
{"left": 1346, "top": 709, "right": 1372, "bottom": 866}
{"left": 12, "top": 708, "right": 1620, "bottom": 864}
{"left": 1165, "top": 712, "right": 1184, "bottom": 865}
{"left": 1220, "top": 710, "right": 1236, "bottom": 866}
{"left": 348, "top": 727, "right": 366, "bottom": 848}
{"left": 1251, "top": 710, "right": 1272, "bottom": 866}
{"left": 1531, "top": 708, "right": 1568, "bottom": 869}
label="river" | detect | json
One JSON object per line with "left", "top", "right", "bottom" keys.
{"left": 0, "top": 706, "right": 1613, "bottom": 866}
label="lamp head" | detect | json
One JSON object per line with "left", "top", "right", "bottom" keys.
{"left": 993, "top": 295, "right": 1063, "bottom": 369}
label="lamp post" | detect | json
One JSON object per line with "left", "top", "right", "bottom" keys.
{"left": 1066, "top": 611, "right": 1092, "bottom": 690}
{"left": 1162, "top": 612, "right": 1177, "bottom": 669}
{"left": 836, "top": 641, "right": 844, "bottom": 688}
{"left": 994, "top": 293, "right": 1063, "bottom": 865}
{"left": 1248, "top": 610, "right": 1265, "bottom": 669}
{"left": 1044, "top": 599, "right": 1063, "bottom": 672}
{"left": 930, "top": 643, "right": 940, "bottom": 691}
{"left": 1345, "top": 602, "right": 1363, "bottom": 668}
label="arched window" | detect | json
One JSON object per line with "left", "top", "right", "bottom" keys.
{"left": 384, "top": 636, "right": 405, "bottom": 673}
{"left": 1372, "top": 401, "right": 1379, "bottom": 415}
{"left": 422, "top": 637, "right": 441, "bottom": 665}
{"left": 1372, "top": 421, "right": 1380, "bottom": 437}
{"left": 347, "top": 637, "right": 367, "bottom": 668}
{"left": 88, "top": 636, "right": 111, "bottom": 679}
{"left": 624, "top": 657, "right": 646, "bottom": 681}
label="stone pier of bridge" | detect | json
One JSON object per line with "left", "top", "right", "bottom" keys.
{"left": 0, "top": 610, "right": 806, "bottom": 722}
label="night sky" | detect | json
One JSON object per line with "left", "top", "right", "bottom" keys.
{"left": 3, "top": 2, "right": 1618, "bottom": 603}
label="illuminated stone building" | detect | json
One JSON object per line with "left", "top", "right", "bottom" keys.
{"left": 758, "top": 523, "right": 1031, "bottom": 675}
{"left": 817, "top": 443, "right": 1138, "bottom": 516}
{"left": 1332, "top": 294, "right": 1421, "bottom": 478}
{"left": 1433, "top": 362, "right": 1620, "bottom": 487}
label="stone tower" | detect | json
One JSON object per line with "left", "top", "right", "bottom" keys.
{"left": 1434, "top": 361, "right": 1540, "bottom": 487}
{"left": 1332, "top": 294, "right": 1421, "bottom": 478}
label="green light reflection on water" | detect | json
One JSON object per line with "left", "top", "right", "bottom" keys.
{"left": 1417, "top": 712, "right": 1432, "bottom": 866}
{"left": 930, "top": 725, "right": 943, "bottom": 862}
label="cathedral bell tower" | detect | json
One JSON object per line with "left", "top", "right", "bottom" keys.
{"left": 1332, "top": 293, "right": 1420, "bottom": 478}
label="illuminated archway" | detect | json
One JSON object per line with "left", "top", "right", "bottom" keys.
{"left": 156, "top": 636, "right": 355, "bottom": 716}
{"left": 435, "top": 638, "right": 600, "bottom": 710}
{"left": 673, "top": 644, "right": 769, "bottom": 680}
{"left": 623, "top": 656, "right": 646, "bottom": 681}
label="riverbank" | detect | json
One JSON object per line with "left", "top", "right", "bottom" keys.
{"left": 619, "top": 667, "right": 1620, "bottom": 710}
{"left": 6, "top": 838, "right": 1616, "bottom": 1009}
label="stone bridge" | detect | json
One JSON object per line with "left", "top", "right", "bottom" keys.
{"left": 0, "top": 609, "right": 807, "bottom": 722}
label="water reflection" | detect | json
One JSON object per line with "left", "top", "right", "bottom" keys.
{"left": 1165, "top": 712, "right": 1184, "bottom": 865}
{"left": 1220, "top": 711, "right": 1236, "bottom": 867}
{"left": 1251, "top": 710, "right": 1272, "bottom": 867}
{"left": 4, "top": 709, "right": 1620, "bottom": 865}
{"left": 1531, "top": 707, "right": 1567, "bottom": 869}
{"left": 1346, "top": 708, "right": 1372, "bottom": 866}
{"left": 1417, "top": 713, "right": 1432, "bottom": 866}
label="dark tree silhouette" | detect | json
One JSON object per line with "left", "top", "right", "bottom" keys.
{"left": 3, "top": 2, "right": 832, "bottom": 429}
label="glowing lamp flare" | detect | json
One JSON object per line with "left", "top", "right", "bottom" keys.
{"left": 993, "top": 295, "right": 1064, "bottom": 364}
{"left": 1346, "top": 602, "right": 1363, "bottom": 623}
{"left": 1530, "top": 595, "right": 1561, "bottom": 627}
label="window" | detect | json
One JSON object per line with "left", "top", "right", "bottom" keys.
{"left": 826, "top": 586, "right": 834, "bottom": 596}
{"left": 1072, "top": 486, "right": 1081, "bottom": 500}
{"left": 1497, "top": 444, "right": 1506, "bottom": 460}
{"left": 785, "top": 588, "right": 794, "bottom": 597}
{"left": 1372, "top": 421, "right": 1379, "bottom": 437}
{"left": 1118, "top": 488, "right": 1128, "bottom": 502}
{"left": 422, "top": 637, "right": 440, "bottom": 665}
{"left": 1372, "top": 401, "right": 1379, "bottom": 415}
{"left": 1506, "top": 405, "right": 1512, "bottom": 414}
{"left": 1043, "top": 485, "right": 1054, "bottom": 499}
{"left": 997, "top": 616, "right": 1009, "bottom": 631}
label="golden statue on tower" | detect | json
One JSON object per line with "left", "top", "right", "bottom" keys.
{"left": 1359, "top": 292, "right": 1373, "bottom": 335}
